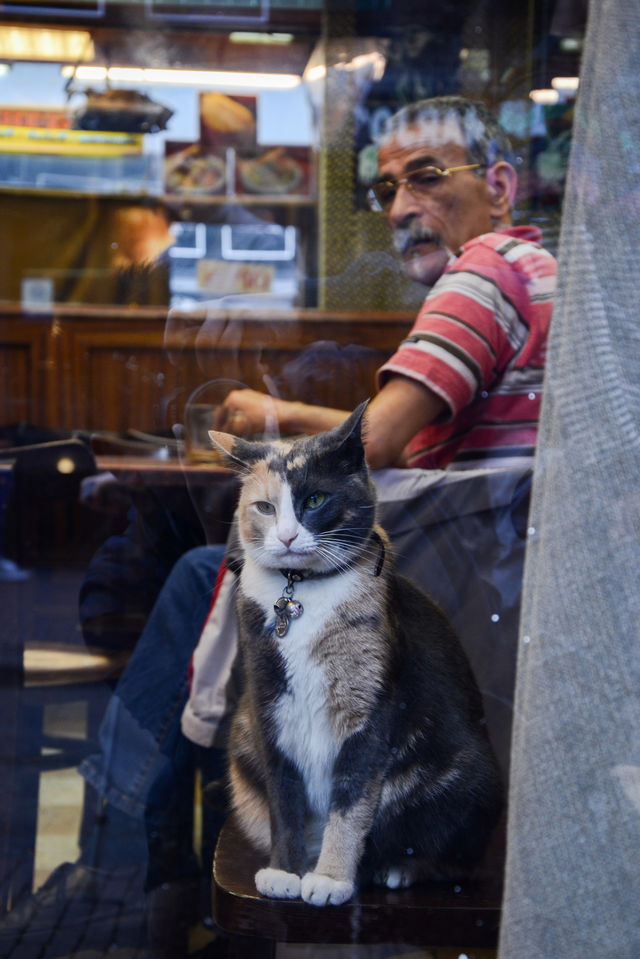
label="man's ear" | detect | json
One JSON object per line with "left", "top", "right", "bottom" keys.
{"left": 486, "top": 161, "right": 518, "bottom": 222}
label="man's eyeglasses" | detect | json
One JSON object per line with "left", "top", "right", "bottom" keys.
{"left": 367, "top": 163, "right": 484, "bottom": 212}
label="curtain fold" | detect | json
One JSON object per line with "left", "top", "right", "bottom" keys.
{"left": 499, "top": 1, "right": 640, "bottom": 956}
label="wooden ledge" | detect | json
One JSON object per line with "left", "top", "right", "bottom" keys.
{"left": 23, "top": 643, "right": 130, "bottom": 687}
{"left": 213, "top": 816, "right": 504, "bottom": 950}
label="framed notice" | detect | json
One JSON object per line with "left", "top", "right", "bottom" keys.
{"left": 146, "top": 0, "right": 268, "bottom": 24}
{"left": 0, "top": 0, "right": 104, "bottom": 16}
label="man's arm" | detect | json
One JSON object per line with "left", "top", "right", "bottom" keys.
{"left": 221, "top": 389, "right": 347, "bottom": 436}
{"left": 362, "top": 375, "right": 446, "bottom": 468}
{"left": 222, "top": 376, "right": 445, "bottom": 469}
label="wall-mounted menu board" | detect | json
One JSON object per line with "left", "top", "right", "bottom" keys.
{"left": 146, "top": 0, "right": 321, "bottom": 22}
{"left": 0, "top": 0, "right": 104, "bottom": 16}
{"left": 146, "top": 0, "right": 269, "bottom": 23}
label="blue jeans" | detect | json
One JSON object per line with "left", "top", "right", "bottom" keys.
{"left": 80, "top": 544, "right": 225, "bottom": 820}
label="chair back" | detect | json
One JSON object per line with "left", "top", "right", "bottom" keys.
{"left": 375, "top": 464, "right": 533, "bottom": 782}
{"left": 1, "top": 439, "right": 97, "bottom": 567}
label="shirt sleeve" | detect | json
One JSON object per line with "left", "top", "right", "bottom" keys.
{"left": 377, "top": 246, "right": 525, "bottom": 422}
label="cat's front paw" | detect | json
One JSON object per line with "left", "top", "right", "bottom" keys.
{"left": 300, "top": 872, "right": 354, "bottom": 906}
{"left": 255, "top": 867, "right": 301, "bottom": 899}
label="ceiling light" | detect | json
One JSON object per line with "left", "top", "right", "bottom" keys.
{"left": 63, "top": 65, "right": 300, "bottom": 91}
{"left": 61, "top": 65, "right": 102, "bottom": 80}
{"left": 304, "top": 64, "right": 326, "bottom": 83}
{"left": 334, "top": 52, "right": 386, "bottom": 78}
{"left": 303, "top": 49, "right": 386, "bottom": 85}
{"left": 229, "top": 32, "right": 294, "bottom": 44}
{"left": 529, "top": 88, "right": 559, "bottom": 105}
{"left": 0, "top": 26, "right": 94, "bottom": 62}
{"left": 551, "top": 76, "right": 580, "bottom": 92}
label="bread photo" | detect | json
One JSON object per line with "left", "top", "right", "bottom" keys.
{"left": 200, "top": 93, "right": 255, "bottom": 134}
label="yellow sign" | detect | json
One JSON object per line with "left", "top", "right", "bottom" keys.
{"left": 0, "top": 125, "right": 143, "bottom": 156}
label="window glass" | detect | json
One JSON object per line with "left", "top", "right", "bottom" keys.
{"left": 0, "top": 2, "right": 584, "bottom": 956}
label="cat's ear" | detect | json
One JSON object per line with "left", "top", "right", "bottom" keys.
{"left": 336, "top": 400, "right": 369, "bottom": 441}
{"left": 208, "top": 430, "right": 267, "bottom": 471}
{"left": 328, "top": 399, "right": 370, "bottom": 465}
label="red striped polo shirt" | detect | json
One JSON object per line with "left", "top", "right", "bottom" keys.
{"left": 377, "top": 225, "right": 556, "bottom": 470}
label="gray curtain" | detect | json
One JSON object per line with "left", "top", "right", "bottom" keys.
{"left": 499, "top": 1, "right": 640, "bottom": 956}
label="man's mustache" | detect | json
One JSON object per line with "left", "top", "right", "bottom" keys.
{"left": 392, "top": 224, "right": 443, "bottom": 257}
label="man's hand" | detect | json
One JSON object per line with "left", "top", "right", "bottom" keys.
{"left": 222, "top": 389, "right": 280, "bottom": 436}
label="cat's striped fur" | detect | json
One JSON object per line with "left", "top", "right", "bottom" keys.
{"left": 210, "top": 402, "right": 503, "bottom": 906}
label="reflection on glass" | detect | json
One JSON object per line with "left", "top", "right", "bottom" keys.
{"left": 0, "top": 2, "right": 585, "bottom": 955}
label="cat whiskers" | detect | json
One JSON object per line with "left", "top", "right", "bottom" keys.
{"left": 246, "top": 525, "right": 382, "bottom": 575}
{"left": 247, "top": 537, "right": 283, "bottom": 567}
{"left": 313, "top": 529, "right": 383, "bottom": 572}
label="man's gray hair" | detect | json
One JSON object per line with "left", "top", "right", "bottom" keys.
{"left": 380, "top": 96, "right": 513, "bottom": 169}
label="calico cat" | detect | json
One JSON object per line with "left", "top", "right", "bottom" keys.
{"left": 210, "top": 401, "right": 503, "bottom": 907}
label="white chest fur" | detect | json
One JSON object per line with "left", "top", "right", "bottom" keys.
{"left": 241, "top": 559, "right": 360, "bottom": 816}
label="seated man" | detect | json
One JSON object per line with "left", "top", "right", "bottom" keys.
{"left": 221, "top": 94, "right": 555, "bottom": 470}
{"left": 0, "top": 96, "right": 555, "bottom": 959}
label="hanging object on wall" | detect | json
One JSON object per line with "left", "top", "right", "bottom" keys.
{"left": 71, "top": 87, "right": 174, "bottom": 134}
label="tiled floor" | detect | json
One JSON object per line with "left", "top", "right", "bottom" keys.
{"left": 34, "top": 766, "right": 84, "bottom": 891}
{"left": 35, "top": 702, "right": 86, "bottom": 890}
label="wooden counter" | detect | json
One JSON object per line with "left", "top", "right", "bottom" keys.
{"left": 95, "top": 454, "right": 233, "bottom": 486}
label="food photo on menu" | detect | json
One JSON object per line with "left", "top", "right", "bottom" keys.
{"left": 163, "top": 92, "right": 312, "bottom": 197}
{"left": 200, "top": 91, "right": 258, "bottom": 151}
{"left": 238, "top": 146, "right": 309, "bottom": 195}
{"left": 164, "top": 142, "right": 227, "bottom": 195}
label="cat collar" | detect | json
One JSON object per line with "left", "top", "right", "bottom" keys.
{"left": 273, "top": 532, "right": 385, "bottom": 638}
{"left": 274, "top": 570, "right": 304, "bottom": 638}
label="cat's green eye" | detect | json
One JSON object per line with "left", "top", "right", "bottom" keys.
{"left": 304, "top": 492, "right": 326, "bottom": 510}
{"left": 255, "top": 501, "right": 276, "bottom": 515}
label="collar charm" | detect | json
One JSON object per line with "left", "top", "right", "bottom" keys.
{"left": 274, "top": 570, "right": 304, "bottom": 638}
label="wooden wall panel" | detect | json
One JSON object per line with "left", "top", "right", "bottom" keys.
{"left": 0, "top": 305, "right": 415, "bottom": 435}
{"left": 67, "top": 330, "right": 182, "bottom": 433}
{"left": 0, "top": 317, "right": 50, "bottom": 427}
